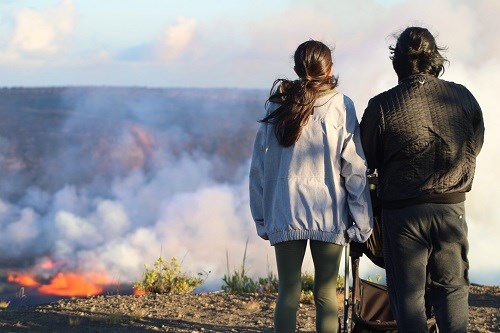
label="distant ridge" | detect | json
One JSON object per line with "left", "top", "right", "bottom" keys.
{"left": 0, "top": 85, "right": 266, "bottom": 198}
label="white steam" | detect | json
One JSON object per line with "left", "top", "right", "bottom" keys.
{"left": 0, "top": 88, "right": 274, "bottom": 291}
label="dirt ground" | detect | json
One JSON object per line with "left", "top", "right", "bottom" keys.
{"left": 0, "top": 284, "right": 498, "bottom": 332}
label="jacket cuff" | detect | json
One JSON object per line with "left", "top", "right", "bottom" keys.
{"left": 347, "top": 225, "right": 372, "bottom": 243}
{"left": 255, "top": 220, "right": 268, "bottom": 240}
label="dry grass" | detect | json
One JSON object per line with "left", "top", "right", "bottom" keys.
{"left": 243, "top": 300, "right": 261, "bottom": 311}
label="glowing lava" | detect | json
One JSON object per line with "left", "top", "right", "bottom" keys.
{"left": 7, "top": 273, "right": 39, "bottom": 287}
{"left": 7, "top": 271, "right": 113, "bottom": 297}
{"left": 38, "top": 272, "right": 107, "bottom": 297}
{"left": 132, "top": 288, "right": 146, "bottom": 296}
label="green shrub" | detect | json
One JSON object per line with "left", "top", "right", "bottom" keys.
{"left": 366, "top": 274, "right": 382, "bottom": 282}
{"left": 300, "top": 272, "right": 345, "bottom": 303}
{"left": 337, "top": 273, "right": 345, "bottom": 289}
{"left": 301, "top": 271, "right": 344, "bottom": 291}
{"left": 257, "top": 271, "right": 279, "bottom": 294}
{"left": 134, "top": 256, "right": 204, "bottom": 294}
{"left": 222, "top": 269, "right": 258, "bottom": 293}
{"left": 222, "top": 242, "right": 259, "bottom": 293}
{"left": 221, "top": 243, "right": 345, "bottom": 297}
{"left": 299, "top": 272, "right": 314, "bottom": 303}
{"left": 301, "top": 272, "right": 315, "bottom": 292}
{"left": 0, "top": 300, "right": 10, "bottom": 311}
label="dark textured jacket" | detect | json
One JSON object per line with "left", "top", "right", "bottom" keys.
{"left": 360, "top": 73, "right": 484, "bottom": 208}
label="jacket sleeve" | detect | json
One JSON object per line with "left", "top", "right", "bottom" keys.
{"left": 341, "top": 96, "right": 373, "bottom": 243}
{"left": 470, "top": 94, "right": 485, "bottom": 156}
{"left": 249, "top": 123, "right": 269, "bottom": 240}
{"left": 360, "top": 98, "right": 383, "bottom": 171}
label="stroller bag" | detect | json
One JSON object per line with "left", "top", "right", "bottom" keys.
{"left": 352, "top": 278, "right": 398, "bottom": 333}
{"left": 342, "top": 173, "right": 438, "bottom": 333}
{"left": 348, "top": 257, "right": 438, "bottom": 333}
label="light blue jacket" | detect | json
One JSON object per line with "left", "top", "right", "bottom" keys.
{"left": 249, "top": 90, "right": 373, "bottom": 246}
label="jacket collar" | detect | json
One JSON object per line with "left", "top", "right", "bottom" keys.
{"left": 398, "top": 73, "right": 437, "bottom": 85}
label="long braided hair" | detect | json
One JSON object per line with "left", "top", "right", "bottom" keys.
{"left": 260, "top": 40, "right": 338, "bottom": 147}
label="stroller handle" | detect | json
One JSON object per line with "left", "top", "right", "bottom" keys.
{"left": 343, "top": 242, "right": 350, "bottom": 333}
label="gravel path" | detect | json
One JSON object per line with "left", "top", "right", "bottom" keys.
{"left": 0, "top": 284, "right": 497, "bottom": 332}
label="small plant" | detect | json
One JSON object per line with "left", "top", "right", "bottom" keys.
{"left": 222, "top": 242, "right": 259, "bottom": 293}
{"left": 301, "top": 272, "right": 315, "bottom": 292}
{"left": 222, "top": 241, "right": 281, "bottom": 294}
{"left": 337, "top": 274, "right": 345, "bottom": 289}
{"left": 222, "top": 243, "right": 346, "bottom": 297}
{"left": 300, "top": 272, "right": 315, "bottom": 303}
{"left": 134, "top": 256, "right": 204, "bottom": 294}
{"left": 104, "top": 311, "right": 124, "bottom": 325}
{"left": 300, "top": 272, "right": 345, "bottom": 304}
{"left": 257, "top": 271, "right": 279, "bottom": 294}
{"left": 222, "top": 271, "right": 258, "bottom": 293}
{"left": 367, "top": 274, "right": 382, "bottom": 283}
{"left": 130, "top": 308, "right": 149, "bottom": 321}
{"left": 68, "top": 317, "right": 82, "bottom": 326}
{"left": 299, "top": 272, "right": 344, "bottom": 302}
{"left": 0, "top": 300, "right": 10, "bottom": 310}
{"left": 302, "top": 272, "right": 345, "bottom": 290}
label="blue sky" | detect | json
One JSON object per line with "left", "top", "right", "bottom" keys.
{"left": 0, "top": 0, "right": 499, "bottom": 285}
{"left": 0, "top": 0, "right": 498, "bottom": 130}
{"left": 1, "top": 0, "right": 496, "bottom": 92}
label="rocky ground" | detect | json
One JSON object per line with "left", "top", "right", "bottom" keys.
{"left": 0, "top": 284, "right": 497, "bottom": 332}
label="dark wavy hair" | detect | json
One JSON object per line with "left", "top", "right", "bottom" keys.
{"left": 260, "top": 40, "right": 338, "bottom": 147}
{"left": 390, "top": 27, "right": 448, "bottom": 80}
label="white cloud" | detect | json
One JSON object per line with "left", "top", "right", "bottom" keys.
{"left": 156, "top": 17, "right": 198, "bottom": 61}
{"left": 114, "top": 16, "right": 200, "bottom": 63}
{"left": 7, "top": 0, "right": 75, "bottom": 58}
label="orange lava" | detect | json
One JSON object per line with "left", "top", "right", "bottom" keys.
{"left": 7, "top": 273, "right": 40, "bottom": 287}
{"left": 37, "top": 272, "right": 108, "bottom": 297}
{"left": 8, "top": 269, "right": 116, "bottom": 297}
{"left": 133, "top": 289, "right": 146, "bottom": 296}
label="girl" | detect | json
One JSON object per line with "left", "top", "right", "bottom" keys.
{"left": 249, "top": 40, "right": 373, "bottom": 333}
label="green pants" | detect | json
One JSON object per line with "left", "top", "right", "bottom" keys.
{"left": 274, "top": 240, "right": 343, "bottom": 333}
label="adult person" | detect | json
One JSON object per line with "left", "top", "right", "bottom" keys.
{"left": 360, "top": 27, "right": 485, "bottom": 333}
{"left": 249, "top": 40, "right": 373, "bottom": 333}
